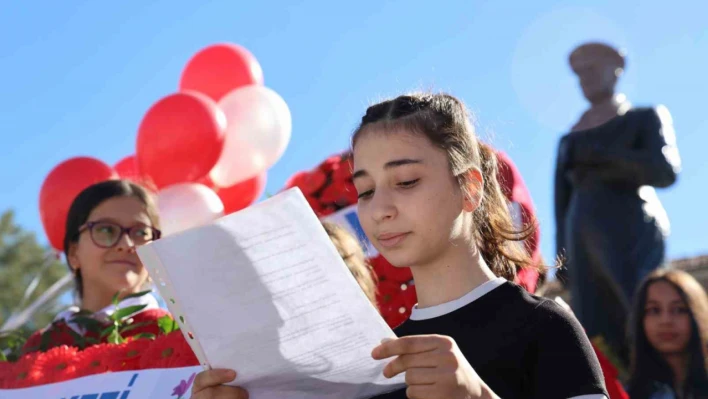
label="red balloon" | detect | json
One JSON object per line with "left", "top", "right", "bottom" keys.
{"left": 136, "top": 91, "right": 226, "bottom": 189}
{"left": 179, "top": 43, "right": 264, "bottom": 102}
{"left": 39, "top": 157, "right": 118, "bottom": 250}
{"left": 114, "top": 155, "right": 140, "bottom": 181}
{"left": 218, "top": 172, "right": 267, "bottom": 215}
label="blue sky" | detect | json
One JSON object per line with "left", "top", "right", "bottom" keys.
{"left": 1, "top": 0, "right": 706, "bottom": 268}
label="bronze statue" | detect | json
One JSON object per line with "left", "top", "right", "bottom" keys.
{"left": 554, "top": 42, "right": 681, "bottom": 363}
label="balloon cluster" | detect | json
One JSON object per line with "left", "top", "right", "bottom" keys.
{"left": 283, "top": 151, "right": 416, "bottom": 328}
{"left": 39, "top": 44, "right": 288, "bottom": 250}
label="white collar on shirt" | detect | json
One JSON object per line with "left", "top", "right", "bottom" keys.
{"left": 409, "top": 277, "right": 506, "bottom": 320}
{"left": 53, "top": 293, "right": 159, "bottom": 333}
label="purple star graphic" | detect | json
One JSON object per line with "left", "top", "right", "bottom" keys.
{"left": 172, "top": 372, "right": 197, "bottom": 398}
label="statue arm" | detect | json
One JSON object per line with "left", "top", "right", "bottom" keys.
{"left": 575, "top": 107, "right": 681, "bottom": 187}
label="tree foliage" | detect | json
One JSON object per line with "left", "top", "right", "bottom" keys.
{"left": 0, "top": 210, "right": 69, "bottom": 338}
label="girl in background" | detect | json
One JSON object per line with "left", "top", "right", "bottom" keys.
{"left": 628, "top": 269, "right": 708, "bottom": 398}
{"left": 23, "top": 180, "right": 168, "bottom": 353}
{"left": 322, "top": 221, "right": 378, "bottom": 308}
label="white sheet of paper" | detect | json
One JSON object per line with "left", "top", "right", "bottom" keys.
{"left": 137, "top": 188, "right": 405, "bottom": 399}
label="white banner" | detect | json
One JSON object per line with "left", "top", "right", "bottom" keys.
{"left": 0, "top": 366, "right": 202, "bottom": 399}
{"left": 320, "top": 205, "right": 378, "bottom": 258}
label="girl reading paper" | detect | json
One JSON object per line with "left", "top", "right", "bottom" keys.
{"left": 192, "top": 93, "right": 608, "bottom": 399}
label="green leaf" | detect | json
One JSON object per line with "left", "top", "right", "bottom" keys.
{"left": 0, "top": 330, "right": 26, "bottom": 340}
{"left": 112, "top": 304, "right": 148, "bottom": 321}
{"left": 111, "top": 291, "right": 122, "bottom": 306}
{"left": 119, "top": 321, "right": 152, "bottom": 334}
{"left": 65, "top": 328, "right": 87, "bottom": 350}
{"left": 157, "top": 315, "right": 179, "bottom": 335}
{"left": 70, "top": 316, "right": 104, "bottom": 332}
{"left": 0, "top": 332, "right": 25, "bottom": 350}
{"left": 107, "top": 329, "right": 124, "bottom": 345}
{"left": 73, "top": 309, "right": 94, "bottom": 317}
{"left": 39, "top": 329, "right": 52, "bottom": 352}
{"left": 123, "top": 290, "right": 153, "bottom": 300}
{"left": 0, "top": 351, "right": 7, "bottom": 362}
{"left": 131, "top": 333, "right": 156, "bottom": 341}
{"left": 100, "top": 325, "right": 117, "bottom": 339}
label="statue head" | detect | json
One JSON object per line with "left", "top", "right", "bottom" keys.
{"left": 569, "top": 42, "right": 625, "bottom": 105}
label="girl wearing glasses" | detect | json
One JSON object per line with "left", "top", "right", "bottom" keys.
{"left": 23, "top": 180, "right": 168, "bottom": 353}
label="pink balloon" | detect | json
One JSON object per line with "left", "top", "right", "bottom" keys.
{"left": 156, "top": 183, "right": 224, "bottom": 236}
{"left": 210, "top": 86, "right": 291, "bottom": 187}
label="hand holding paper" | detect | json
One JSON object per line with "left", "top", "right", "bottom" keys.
{"left": 138, "top": 188, "right": 405, "bottom": 399}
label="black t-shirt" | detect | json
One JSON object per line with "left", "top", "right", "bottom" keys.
{"left": 372, "top": 281, "right": 608, "bottom": 399}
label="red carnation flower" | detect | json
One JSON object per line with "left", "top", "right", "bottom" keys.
{"left": 319, "top": 180, "right": 358, "bottom": 209}
{"left": 376, "top": 280, "right": 403, "bottom": 310}
{"left": 339, "top": 181, "right": 359, "bottom": 205}
{"left": 139, "top": 332, "right": 198, "bottom": 369}
{"left": 7, "top": 351, "right": 41, "bottom": 389}
{"left": 122, "top": 309, "right": 169, "bottom": 339}
{"left": 305, "top": 195, "right": 324, "bottom": 216}
{"left": 300, "top": 170, "right": 328, "bottom": 196}
{"left": 284, "top": 171, "right": 307, "bottom": 190}
{"left": 332, "top": 160, "right": 353, "bottom": 184}
{"left": 0, "top": 360, "right": 13, "bottom": 389}
{"left": 319, "top": 183, "right": 342, "bottom": 205}
{"left": 22, "top": 321, "right": 79, "bottom": 355}
{"left": 30, "top": 345, "right": 78, "bottom": 385}
{"left": 376, "top": 280, "right": 416, "bottom": 328}
{"left": 384, "top": 289, "right": 412, "bottom": 328}
{"left": 402, "top": 283, "right": 418, "bottom": 308}
{"left": 74, "top": 343, "right": 116, "bottom": 378}
{"left": 318, "top": 204, "right": 338, "bottom": 217}
{"left": 371, "top": 256, "right": 413, "bottom": 283}
{"left": 384, "top": 305, "right": 410, "bottom": 329}
{"left": 320, "top": 155, "right": 343, "bottom": 172}
{"left": 106, "top": 338, "right": 152, "bottom": 372}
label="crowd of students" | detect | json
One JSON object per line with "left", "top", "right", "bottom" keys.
{"left": 22, "top": 93, "right": 708, "bottom": 398}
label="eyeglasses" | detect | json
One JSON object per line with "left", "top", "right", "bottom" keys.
{"left": 77, "top": 221, "right": 162, "bottom": 249}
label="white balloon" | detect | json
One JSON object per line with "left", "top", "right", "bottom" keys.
{"left": 157, "top": 183, "right": 224, "bottom": 236}
{"left": 210, "top": 86, "right": 291, "bottom": 187}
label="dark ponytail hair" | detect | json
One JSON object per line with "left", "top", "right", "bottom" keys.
{"left": 351, "top": 93, "right": 540, "bottom": 280}
{"left": 64, "top": 179, "right": 160, "bottom": 298}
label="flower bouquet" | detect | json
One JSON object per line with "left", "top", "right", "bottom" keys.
{"left": 0, "top": 292, "right": 199, "bottom": 390}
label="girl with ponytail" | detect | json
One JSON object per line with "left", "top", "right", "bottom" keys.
{"left": 351, "top": 93, "right": 607, "bottom": 399}
{"left": 191, "top": 93, "right": 609, "bottom": 399}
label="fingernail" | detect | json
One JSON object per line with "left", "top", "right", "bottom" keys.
{"left": 380, "top": 338, "right": 393, "bottom": 344}
{"left": 224, "top": 369, "right": 237, "bottom": 380}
